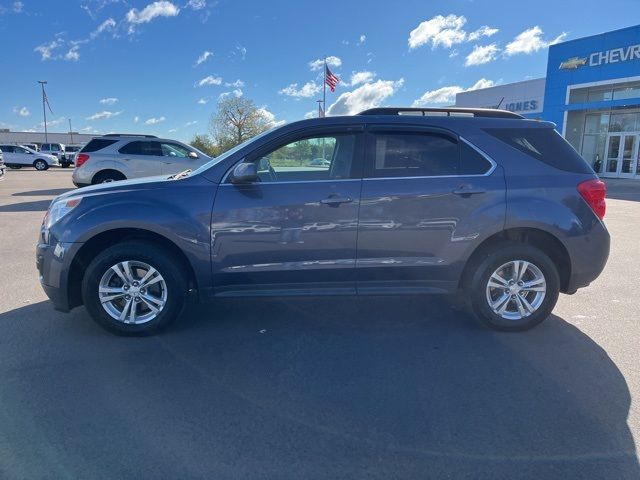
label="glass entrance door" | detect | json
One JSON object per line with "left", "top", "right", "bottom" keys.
{"left": 603, "top": 133, "right": 640, "bottom": 178}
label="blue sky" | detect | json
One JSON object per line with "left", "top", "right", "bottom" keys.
{"left": 0, "top": 0, "right": 637, "bottom": 142}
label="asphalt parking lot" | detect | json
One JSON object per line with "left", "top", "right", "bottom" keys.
{"left": 1, "top": 169, "right": 639, "bottom": 479}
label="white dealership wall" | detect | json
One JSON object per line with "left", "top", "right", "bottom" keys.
{"left": 455, "top": 78, "right": 545, "bottom": 117}
{"left": 0, "top": 130, "right": 96, "bottom": 146}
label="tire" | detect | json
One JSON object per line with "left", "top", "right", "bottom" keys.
{"left": 61, "top": 162, "right": 70, "bottom": 168}
{"left": 33, "top": 159, "right": 49, "bottom": 171}
{"left": 81, "top": 241, "right": 187, "bottom": 335}
{"left": 92, "top": 170, "right": 126, "bottom": 184}
{"left": 467, "top": 243, "right": 560, "bottom": 331}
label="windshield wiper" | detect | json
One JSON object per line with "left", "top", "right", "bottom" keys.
{"left": 169, "top": 169, "right": 192, "bottom": 180}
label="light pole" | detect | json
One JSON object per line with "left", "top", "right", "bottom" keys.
{"left": 68, "top": 118, "right": 74, "bottom": 145}
{"left": 38, "top": 80, "right": 48, "bottom": 143}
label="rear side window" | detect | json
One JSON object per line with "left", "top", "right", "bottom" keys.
{"left": 483, "top": 127, "right": 593, "bottom": 173}
{"left": 460, "top": 142, "right": 493, "bottom": 175}
{"left": 81, "top": 139, "right": 117, "bottom": 153}
{"left": 369, "top": 132, "right": 458, "bottom": 177}
{"left": 118, "top": 141, "right": 162, "bottom": 156}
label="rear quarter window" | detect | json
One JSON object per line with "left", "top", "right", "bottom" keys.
{"left": 483, "top": 127, "right": 594, "bottom": 174}
{"left": 80, "top": 139, "right": 118, "bottom": 153}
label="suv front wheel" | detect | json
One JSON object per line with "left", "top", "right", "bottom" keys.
{"left": 33, "top": 159, "right": 49, "bottom": 171}
{"left": 81, "top": 241, "right": 187, "bottom": 335}
{"left": 468, "top": 244, "right": 560, "bottom": 331}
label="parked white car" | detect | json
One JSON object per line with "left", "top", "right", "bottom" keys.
{"left": 0, "top": 144, "right": 59, "bottom": 170}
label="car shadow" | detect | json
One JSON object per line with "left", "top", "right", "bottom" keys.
{"left": 0, "top": 199, "right": 51, "bottom": 212}
{"left": 12, "top": 188, "right": 71, "bottom": 197}
{"left": 0, "top": 297, "right": 637, "bottom": 479}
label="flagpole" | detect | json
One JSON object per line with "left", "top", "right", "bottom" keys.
{"left": 38, "top": 80, "right": 48, "bottom": 143}
{"left": 323, "top": 56, "right": 326, "bottom": 116}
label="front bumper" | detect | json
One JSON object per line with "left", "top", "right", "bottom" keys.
{"left": 37, "top": 240, "right": 82, "bottom": 312}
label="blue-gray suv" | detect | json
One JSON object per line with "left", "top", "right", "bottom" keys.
{"left": 36, "top": 108, "right": 610, "bottom": 335}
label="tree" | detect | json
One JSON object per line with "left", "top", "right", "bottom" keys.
{"left": 189, "top": 134, "right": 218, "bottom": 157}
{"left": 210, "top": 97, "right": 272, "bottom": 153}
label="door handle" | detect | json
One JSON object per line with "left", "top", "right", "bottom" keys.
{"left": 320, "top": 195, "right": 353, "bottom": 206}
{"left": 452, "top": 185, "right": 486, "bottom": 196}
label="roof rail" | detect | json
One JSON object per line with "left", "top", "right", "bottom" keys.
{"left": 358, "top": 107, "right": 523, "bottom": 119}
{"left": 102, "top": 133, "right": 158, "bottom": 138}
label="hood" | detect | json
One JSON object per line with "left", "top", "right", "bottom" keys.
{"left": 56, "top": 175, "right": 170, "bottom": 202}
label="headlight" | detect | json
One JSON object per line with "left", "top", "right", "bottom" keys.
{"left": 43, "top": 197, "right": 82, "bottom": 230}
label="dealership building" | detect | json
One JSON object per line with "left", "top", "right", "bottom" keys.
{"left": 456, "top": 24, "right": 640, "bottom": 179}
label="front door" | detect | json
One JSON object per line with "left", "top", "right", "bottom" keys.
{"left": 603, "top": 133, "right": 640, "bottom": 178}
{"left": 211, "top": 128, "right": 363, "bottom": 296}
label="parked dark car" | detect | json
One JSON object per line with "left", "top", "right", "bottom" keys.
{"left": 37, "top": 108, "right": 609, "bottom": 335}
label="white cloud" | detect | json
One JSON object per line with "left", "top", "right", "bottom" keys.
{"left": 185, "top": 120, "right": 198, "bottom": 126}
{"left": 304, "top": 110, "right": 316, "bottom": 119}
{"left": 34, "top": 37, "right": 64, "bottom": 61}
{"left": 505, "top": 26, "right": 567, "bottom": 56}
{"left": 467, "top": 25, "right": 499, "bottom": 41}
{"left": 408, "top": 14, "right": 467, "bottom": 49}
{"left": 145, "top": 116, "right": 166, "bottom": 125}
{"left": 168, "top": 128, "right": 177, "bottom": 133}
{"left": 126, "top": 1, "right": 179, "bottom": 25}
{"left": 408, "top": 15, "right": 499, "bottom": 50}
{"left": 90, "top": 17, "right": 116, "bottom": 39}
{"left": 64, "top": 45, "right": 80, "bottom": 61}
{"left": 258, "top": 108, "right": 285, "bottom": 128}
{"left": 99, "top": 97, "right": 119, "bottom": 105}
{"left": 197, "top": 97, "right": 210, "bottom": 104}
{"left": 309, "top": 55, "right": 341, "bottom": 71}
{"left": 86, "top": 110, "right": 123, "bottom": 120}
{"left": 327, "top": 78, "right": 404, "bottom": 116}
{"left": 225, "top": 79, "right": 244, "bottom": 88}
{"left": 465, "top": 43, "right": 499, "bottom": 66}
{"left": 279, "top": 81, "right": 321, "bottom": 98}
{"left": 232, "top": 45, "right": 247, "bottom": 60}
{"left": 195, "top": 75, "right": 222, "bottom": 87}
{"left": 39, "top": 116, "right": 67, "bottom": 127}
{"left": 348, "top": 71, "right": 375, "bottom": 86}
{"left": 13, "top": 1, "right": 23, "bottom": 13}
{"left": 186, "top": 0, "right": 206, "bottom": 10}
{"left": 412, "top": 78, "right": 495, "bottom": 106}
{"left": 358, "top": 34, "right": 366, "bottom": 45}
{"left": 218, "top": 89, "right": 243, "bottom": 100}
{"left": 195, "top": 50, "right": 213, "bottom": 66}
{"left": 133, "top": 116, "right": 140, "bottom": 123}
{"left": 13, "top": 106, "right": 30, "bottom": 117}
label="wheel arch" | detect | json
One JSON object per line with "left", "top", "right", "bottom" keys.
{"left": 459, "top": 227, "right": 572, "bottom": 293}
{"left": 91, "top": 169, "right": 127, "bottom": 184}
{"left": 67, "top": 228, "right": 198, "bottom": 309}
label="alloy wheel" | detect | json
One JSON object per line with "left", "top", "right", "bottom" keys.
{"left": 485, "top": 260, "right": 546, "bottom": 321}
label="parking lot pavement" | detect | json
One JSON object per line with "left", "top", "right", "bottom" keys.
{"left": 1, "top": 169, "right": 639, "bottom": 479}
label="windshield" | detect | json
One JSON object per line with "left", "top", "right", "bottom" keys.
{"left": 189, "top": 128, "right": 276, "bottom": 177}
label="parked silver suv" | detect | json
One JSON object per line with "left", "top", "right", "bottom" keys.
{"left": 71, "top": 134, "right": 212, "bottom": 186}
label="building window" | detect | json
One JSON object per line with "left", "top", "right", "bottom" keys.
{"left": 569, "top": 81, "right": 640, "bottom": 105}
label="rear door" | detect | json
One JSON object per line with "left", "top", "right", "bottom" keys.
{"left": 0, "top": 146, "right": 19, "bottom": 165}
{"left": 356, "top": 125, "right": 505, "bottom": 294}
{"left": 211, "top": 127, "right": 364, "bottom": 295}
{"left": 117, "top": 141, "right": 164, "bottom": 177}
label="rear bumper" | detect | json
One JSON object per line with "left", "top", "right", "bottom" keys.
{"left": 564, "top": 220, "right": 610, "bottom": 293}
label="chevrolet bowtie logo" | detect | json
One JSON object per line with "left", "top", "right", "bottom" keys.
{"left": 559, "top": 56, "right": 588, "bottom": 70}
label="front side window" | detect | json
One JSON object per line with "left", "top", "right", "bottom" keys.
{"left": 160, "top": 142, "right": 191, "bottom": 158}
{"left": 369, "top": 132, "right": 458, "bottom": 178}
{"left": 15, "top": 147, "right": 30, "bottom": 154}
{"left": 249, "top": 134, "right": 357, "bottom": 183}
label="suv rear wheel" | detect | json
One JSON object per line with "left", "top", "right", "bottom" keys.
{"left": 81, "top": 241, "right": 187, "bottom": 335}
{"left": 33, "top": 159, "right": 48, "bottom": 171}
{"left": 92, "top": 170, "right": 126, "bottom": 184}
{"left": 468, "top": 244, "right": 560, "bottom": 331}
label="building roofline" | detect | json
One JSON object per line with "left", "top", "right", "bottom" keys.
{"left": 550, "top": 24, "right": 640, "bottom": 48}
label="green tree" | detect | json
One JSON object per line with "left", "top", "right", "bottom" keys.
{"left": 210, "top": 96, "right": 272, "bottom": 153}
{"left": 189, "top": 134, "right": 218, "bottom": 157}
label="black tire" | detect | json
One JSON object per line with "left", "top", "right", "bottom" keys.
{"left": 33, "top": 159, "right": 49, "bottom": 171}
{"left": 467, "top": 243, "right": 560, "bottom": 331}
{"left": 81, "top": 241, "right": 187, "bottom": 335}
{"left": 92, "top": 170, "right": 126, "bottom": 184}
{"left": 61, "top": 162, "right": 70, "bottom": 168}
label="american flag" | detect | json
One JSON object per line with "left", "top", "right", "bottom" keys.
{"left": 325, "top": 65, "right": 339, "bottom": 92}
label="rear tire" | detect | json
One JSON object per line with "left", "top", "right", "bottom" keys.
{"left": 81, "top": 241, "right": 187, "bottom": 335}
{"left": 92, "top": 170, "right": 126, "bottom": 184}
{"left": 467, "top": 243, "right": 560, "bottom": 331}
{"left": 33, "top": 159, "right": 48, "bottom": 171}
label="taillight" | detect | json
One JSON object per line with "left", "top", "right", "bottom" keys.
{"left": 577, "top": 178, "right": 606, "bottom": 220}
{"left": 76, "top": 153, "right": 89, "bottom": 167}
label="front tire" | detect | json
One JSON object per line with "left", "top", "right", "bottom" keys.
{"left": 81, "top": 241, "right": 187, "bottom": 335}
{"left": 33, "top": 159, "right": 49, "bottom": 171}
{"left": 468, "top": 244, "right": 560, "bottom": 331}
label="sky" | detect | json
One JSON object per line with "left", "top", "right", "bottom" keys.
{"left": 0, "top": 0, "right": 638, "bottom": 142}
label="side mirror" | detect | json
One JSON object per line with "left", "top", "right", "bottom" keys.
{"left": 188, "top": 151, "right": 198, "bottom": 159}
{"left": 230, "top": 162, "right": 258, "bottom": 184}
